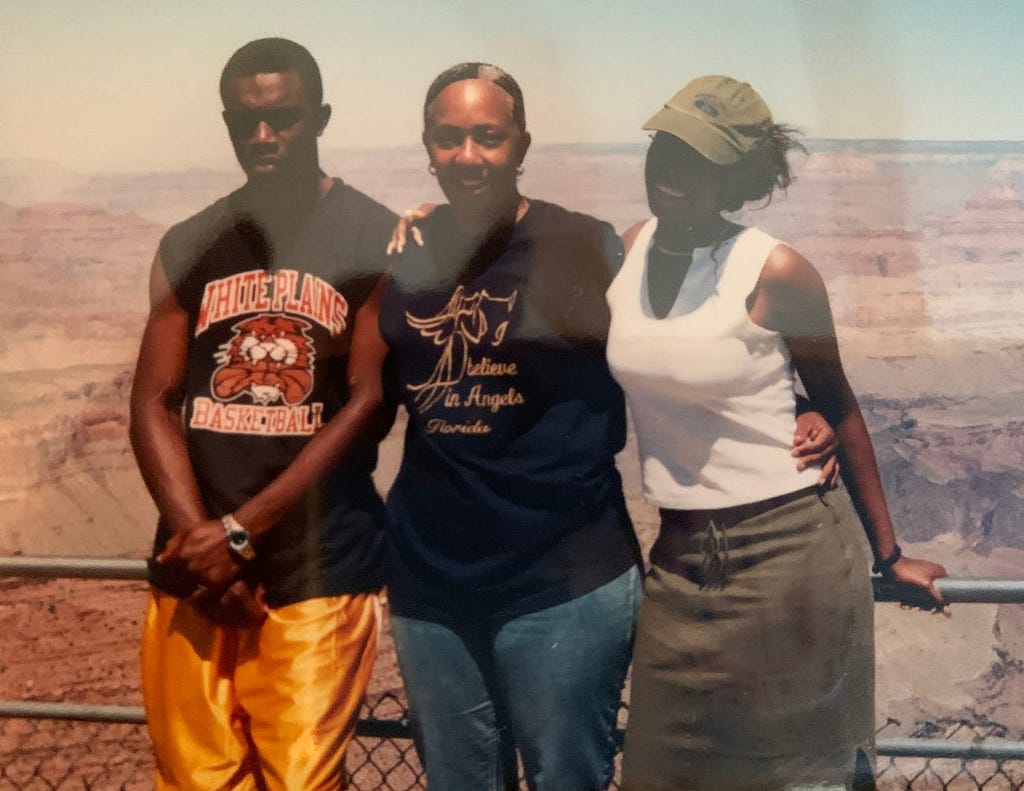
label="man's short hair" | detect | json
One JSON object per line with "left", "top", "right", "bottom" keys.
{"left": 220, "top": 38, "right": 323, "bottom": 106}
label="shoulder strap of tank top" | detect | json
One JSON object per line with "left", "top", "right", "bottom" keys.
{"left": 716, "top": 226, "right": 785, "bottom": 299}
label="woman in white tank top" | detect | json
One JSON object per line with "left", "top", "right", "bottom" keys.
{"left": 609, "top": 76, "right": 948, "bottom": 791}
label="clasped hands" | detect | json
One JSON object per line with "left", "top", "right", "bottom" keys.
{"left": 156, "top": 519, "right": 267, "bottom": 627}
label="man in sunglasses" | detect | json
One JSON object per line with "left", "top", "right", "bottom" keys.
{"left": 129, "top": 38, "right": 396, "bottom": 789}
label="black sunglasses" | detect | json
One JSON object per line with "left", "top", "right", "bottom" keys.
{"left": 222, "top": 107, "right": 306, "bottom": 137}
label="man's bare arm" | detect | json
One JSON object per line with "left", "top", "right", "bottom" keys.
{"left": 129, "top": 252, "right": 208, "bottom": 533}
{"left": 234, "top": 274, "right": 391, "bottom": 534}
{"left": 130, "top": 252, "right": 263, "bottom": 624}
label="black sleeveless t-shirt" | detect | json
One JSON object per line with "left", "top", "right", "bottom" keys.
{"left": 148, "top": 179, "right": 396, "bottom": 607}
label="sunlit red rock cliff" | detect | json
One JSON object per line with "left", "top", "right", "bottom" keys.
{"left": 1, "top": 142, "right": 1022, "bottom": 742}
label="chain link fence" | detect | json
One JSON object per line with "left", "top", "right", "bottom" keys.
{"left": 4, "top": 699, "right": 1024, "bottom": 789}
{"left": 3, "top": 566, "right": 1024, "bottom": 789}
{"left": 877, "top": 717, "right": 1024, "bottom": 790}
{"left": 0, "top": 692, "right": 426, "bottom": 791}
{"left": 348, "top": 692, "right": 424, "bottom": 790}
{"left": 0, "top": 690, "right": 609, "bottom": 790}
{"left": 0, "top": 717, "right": 151, "bottom": 790}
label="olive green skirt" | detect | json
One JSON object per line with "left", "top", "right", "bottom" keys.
{"left": 621, "top": 487, "right": 875, "bottom": 791}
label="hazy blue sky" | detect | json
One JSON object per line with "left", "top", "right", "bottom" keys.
{"left": 3, "top": 0, "right": 1023, "bottom": 172}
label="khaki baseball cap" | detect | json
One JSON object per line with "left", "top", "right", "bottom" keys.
{"left": 643, "top": 75, "right": 773, "bottom": 165}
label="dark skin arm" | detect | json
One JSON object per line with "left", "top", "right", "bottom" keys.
{"left": 129, "top": 253, "right": 265, "bottom": 625}
{"left": 156, "top": 274, "right": 392, "bottom": 589}
{"left": 130, "top": 254, "right": 206, "bottom": 534}
{"left": 750, "top": 243, "right": 947, "bottom": 602}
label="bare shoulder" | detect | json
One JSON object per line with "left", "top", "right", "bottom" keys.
{"left": 762, "top": 243, "right": 817, "bottom": 280}
{"left": 761, "top": 242, "right": 826, "bottom": 298}
{"left": 756, "top": 241, "right": 836, "bottom": 338}
{"left": 148, "top": 250, "right": 172, "bottom": 308}
{"left": 621, "top": 219, "right": 649, "bottom": 256}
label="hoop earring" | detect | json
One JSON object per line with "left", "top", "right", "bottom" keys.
{"left": 428, "top": 164, "right": 437, "bottom": 175}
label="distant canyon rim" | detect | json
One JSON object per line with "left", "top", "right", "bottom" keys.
{"left": 1, "top": 142, "right": 1023, "bottom": 754}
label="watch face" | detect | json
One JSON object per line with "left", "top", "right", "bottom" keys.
{"left": 227, "top": 528, "right": 255, "bottom": 560}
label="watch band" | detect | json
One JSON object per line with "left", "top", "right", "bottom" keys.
{"left": 872, "top": 544, "right": 901, "bottom": 576}
{"left": 222, "top": 513, "right": 256, "bottom": 562}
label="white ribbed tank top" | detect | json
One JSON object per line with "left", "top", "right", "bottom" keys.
{"left": 606, "top": 218, "right": 820, "bottom": 509}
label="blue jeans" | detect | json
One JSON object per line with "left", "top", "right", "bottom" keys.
{"left": 391, "top": 566, "right": 642, "bottom": 791}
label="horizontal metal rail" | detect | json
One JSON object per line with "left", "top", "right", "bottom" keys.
{"left": 0, "top": 556, "right": 148, "bottom": 580}
{"left": 4, "top": 701, "right": 1023, "bottom": 762}
{"left": 878, "top": 737, "right": 1024, "bottom": 760}
{"left": 0, "top": 701, "right": 144, "bottom": 725}
{"left": 4, "top": 557, "right": 1023, "bottom": 606}
{"left": 0, "top": 700, "right": 410, "bottom": 739}
{"left": 4, "top": 556, "right": 1024, "bottom": 763}
{"left": 873, "top": 577, "right": 1024, "bottom": 605}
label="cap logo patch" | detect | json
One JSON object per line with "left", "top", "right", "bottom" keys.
{"left": 694, "top": 95, "right": 722, "bottom": 118}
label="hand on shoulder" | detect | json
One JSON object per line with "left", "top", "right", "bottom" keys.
{"left": 386, "top": 203, "right": 437, "bottom": 256}
{"left": 621, "top": 220, "right": 648, "bottom": 257}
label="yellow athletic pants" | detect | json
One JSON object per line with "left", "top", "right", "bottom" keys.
{"left": 141, "top": 588, "right": 381, "bottom": 791}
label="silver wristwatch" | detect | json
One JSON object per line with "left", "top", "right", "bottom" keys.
{"left": 222, "top": 514, "right": 256, "bottom": 562}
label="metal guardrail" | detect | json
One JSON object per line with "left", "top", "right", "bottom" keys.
{"left": 881, "top": 737, "right": 1024, "bottom": 761}
{"left": 5, "top": 556, "right": 1023, "bottom": 602}
{"left": 873, "top": 576, "right": 1024, "bottom": 763}
{"left": 0, "top": 556, "right": 148, "bottom": 580}
{"left": 0, "top": 702, "right": 144, "bottom": 725}
{"left": 0, "top": 700, "right": 412, "bottom": 739}
{"left": 3, "top": 556, "right": 1024, "bottom": 767}
{"left": 873, "top": 576, "right": 1024, "bottom": 605}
